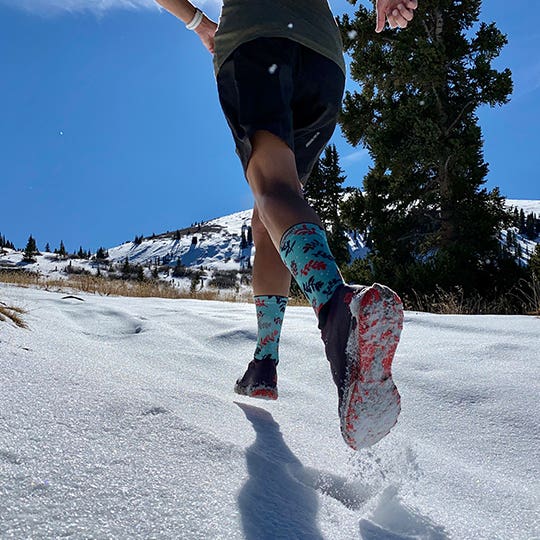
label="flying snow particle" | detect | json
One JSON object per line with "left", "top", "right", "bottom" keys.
{"left": 419, "top": 100, "right": 425, "bottom": 106}
{"left": 347, "top": 30, "right": 358, "bottom": 39}
{"left": 268, "top": 64, "right": 278, "bottom": 75}
{"left": 288, "top": 23, "right": 294, "bottom": 29}
{"left": 59, "top": 131, "right": 64, "bottom": 136}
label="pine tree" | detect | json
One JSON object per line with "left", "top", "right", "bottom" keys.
{"left": 240, "top": 229, "right": 248, "bottom": 249}
{"left": 122, "top": 257, "right": 131, "bottom": 277}
{"left": 525, "top": 213, "right": 536, "bottom": 239}
{"left": 96, "top": 247, "right": 109, "bottom": 261}
{"left": 529, "top": 244, "right": 540, "bottom": 278}
{"left": 0, "top": 234, "right": 15, "bottom": 250}
{"left": 304, "top": 145, "right": 350, "bottom": 267}
{"left": 57, "top": 241, "right": 67, "bottom": 258}
{"left": 519, "top": 209, "right": 526, "bottom": 234}
{"left": 339, "top": 0, "right": 514, "bottom": 295}
{"left": 45, "top": 243, "right": 51, "bottom": 253}
{"left": 23, "top": 235, "right": 39, "bottom": 262}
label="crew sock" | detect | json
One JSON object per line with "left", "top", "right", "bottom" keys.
{"left": 253, "top": 295, "right": 288, "bottom": 364}
{"left": 279, "top": 223, "right": 344, "bottom": 320}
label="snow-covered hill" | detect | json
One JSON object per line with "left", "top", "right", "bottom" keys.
{"left": 0, "top": 284, "right": 538, "bottom": 539}
{"left": 107, "top": 210, "right": 254, "bottom": 271}
{"left": 506, "top": 199, "right": 540, "bottom": 215}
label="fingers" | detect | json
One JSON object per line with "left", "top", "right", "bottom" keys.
{"left": 375, "top": 2, "right": 387, "bottom": 33}
{"left": 376, "top": 0, "right": 418, "bottom": 32}
{"left": 387, "top": 4, "right": 413, "bottom": 28}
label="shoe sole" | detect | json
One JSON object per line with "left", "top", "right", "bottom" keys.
{"left": 340, "top": 283, "right": 403, "bottom": 450}
{"left": 234, "top": 383, "right": 278, "bottom": 401}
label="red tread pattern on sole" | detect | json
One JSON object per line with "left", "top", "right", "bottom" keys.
{"left": 341, "top": 284, "right": 404, "bottom": 450}
{"left": 249, "top": 388, "right": 278, "bottom": 400}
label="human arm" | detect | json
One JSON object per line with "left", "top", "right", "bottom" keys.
{"left": 154, "top": 0, "right": 217, "bottom": 54}
{"left": 375, "top": 0, "right": 418, "bottom": 33}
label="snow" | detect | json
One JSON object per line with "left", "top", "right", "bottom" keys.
{"left": 107, "top": 210, "right": 254, "bottom": 271}
{"left": 506, "top": 199, "right": 540, "bottom": 216}
{"left": 1, "top": 283, "right": 539, "bottom": 539}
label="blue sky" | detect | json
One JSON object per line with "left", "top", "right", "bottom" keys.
{"left": 0, "top": 0, "right": 538, "bottom": 252}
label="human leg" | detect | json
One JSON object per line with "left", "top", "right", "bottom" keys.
{"left": 251, "top": 205, "right": 291, "bottom": 297}
{"left": 218, "top": 39, "right": 403, "bottom": 448}
{"left": 247, "top": 130, "right": 344, "bottom": 318}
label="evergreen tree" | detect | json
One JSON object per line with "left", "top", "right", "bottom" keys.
{"left": 57, "top": 241, "right": 67, "bottom": 257}
{"left": 122, "top": 257, "right": 130, "bottom": 275}
{"left": 96, "top": 247, "right": 109, "bottom": 261}
{"left": 525, "top": 213, "right": 536, "bottom": 239}
{"left": 23, "top": 235, "right": 39, "bottom": 262}
{"left": 529, "top": 244, "right": 540, "bottom": 278}
{"left": 0, "top": 234, "right": 15, "bottom": 250}
{"left": 240, "top": 229, "right": 248, "bottom": 249}
{"left": 304, "top": 144, "right": 350, "bottom": 267}
{"left": 339, "top": 0, "right": 514, "bottom": 295}
{"left": 172, "top": 257, "right": 186, "bottom": 277}
{"left": 304, "top": 145, "right": 345, "bottom": 225}
{"left": 45, "top": 243, "right": 51, "bottom": 253}
{"left": 519, "top": 209, "right": 526, "bottom": 234}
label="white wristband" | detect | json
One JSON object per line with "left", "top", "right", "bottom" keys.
{"left": 186, "top": 8, "right": 204, "bottom": 31}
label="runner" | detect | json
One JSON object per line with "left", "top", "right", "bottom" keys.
{"left": 155, "top": 0, "right": 418, "bottom": 448}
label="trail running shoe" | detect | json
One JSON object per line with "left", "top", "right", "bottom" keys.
{"left": 234, "top": 358, "right": 278, "bottom": 400}
{"left": 321, "top": 283, "right": 404, "bottom": 449}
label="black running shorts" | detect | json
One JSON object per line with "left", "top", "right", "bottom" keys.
{"left": 216, "top": 37, "right": 345, "bottom": 185}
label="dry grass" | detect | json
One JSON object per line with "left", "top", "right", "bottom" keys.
{"left": 0, "top": 270, "right": 254, "bottom": 304}
{"left": 0, "top": 269, "right": 312, "bottom": 307}
{"left": 404, "top": 279, "right": 540, "bottom": 315}
{"left": 509, "top": 275, "right": 540, "bottom": 316}
{"left": 0, "top": 303, "right": 27, "bottom": 328}
{"left": 3, "top": 269, "right": 538, "bottom": 314}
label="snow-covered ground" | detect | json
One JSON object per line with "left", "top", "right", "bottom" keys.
{"left": 1, "top": 284, "right": 538, "bottom": 539}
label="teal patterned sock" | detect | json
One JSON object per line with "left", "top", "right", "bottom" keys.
{"left": 279, "top": 223, "right": 344, "bottom": 316}
{"left": 253, "top": 295, "right": 288, "bottom": 364}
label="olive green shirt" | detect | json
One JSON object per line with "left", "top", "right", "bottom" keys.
{"left": 213, "top": 0, "right": 345, "bottom": 77}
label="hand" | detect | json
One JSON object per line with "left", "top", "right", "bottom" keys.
{"left": 194, "top": 15, "right": 217, "bottom": 54}
{"left": 375, "top": 0, "right": 418, "bottom": 33}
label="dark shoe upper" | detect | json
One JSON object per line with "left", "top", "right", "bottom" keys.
{"left": 235, "top": 357, "right": 277, "bottom": 395}
{"left": 320, "top": 284, "right": 366, "bottom": 406}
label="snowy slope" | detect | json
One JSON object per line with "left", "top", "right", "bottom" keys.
{"left": 107, "top": 210, "right": 254, "bottom": 271}
{"left": 0, "top": 210, "right": 256, "bottom": 278}
{"left": 506, "top": 199, "right": 540, "bottom": 216}
{"left": 1, "top": 284, "right": 538, "bottom": 539}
